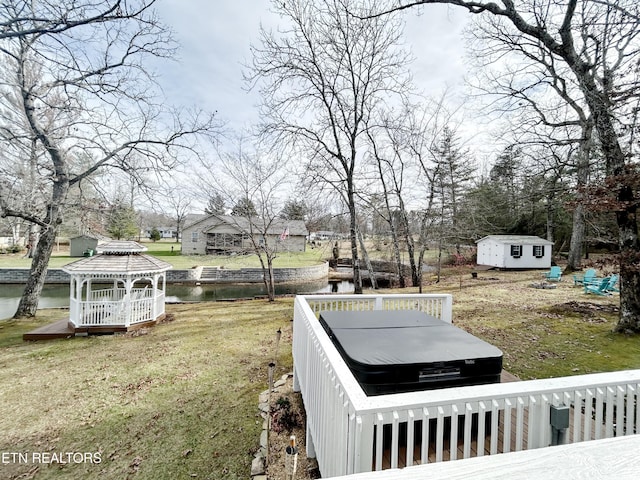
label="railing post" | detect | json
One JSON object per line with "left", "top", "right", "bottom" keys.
{"left": 374, "top": 296, "right": 383, "bottom": 310}
{"left": 353, "top": 414, "right": 374, "bottom": 474}
{"left": 306, "top": 419, "right": 316, "bottom": 459}
{"left": 442, "top": 294, "right": 453, "bottom": 323}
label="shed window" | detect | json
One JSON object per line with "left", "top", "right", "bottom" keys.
{"left": 533, "top": 245, "right": 545, "bottom": 258}
{"left": 191, "top": 231, "right": 199, "bottom": 243}
{"left": 510, "top": 245, "right": 522, "bottom": 258}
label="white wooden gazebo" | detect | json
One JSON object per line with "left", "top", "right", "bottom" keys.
{"left": 62, "top": 241, "right": 172, "bottom": 333}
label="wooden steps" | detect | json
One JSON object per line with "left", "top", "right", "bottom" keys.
{"left": 23, "top": 317, "right": 160, "bottom": 341}
{"left": 23, "top": 318, "right": 75, "bottom": 341}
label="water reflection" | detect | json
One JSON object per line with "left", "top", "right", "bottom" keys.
{"left": 0, "top": 280, "right": 354, "bottom": 320}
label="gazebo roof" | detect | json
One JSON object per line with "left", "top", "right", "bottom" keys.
{"left": 62, "top": 241, "right": 172, "bottom": 276}
{"left": 97, "top": 240, "right": 148, "bottom": 254}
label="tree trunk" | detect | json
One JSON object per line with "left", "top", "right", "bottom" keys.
{"left": 391, "top": 229, "right": 406, "bottom": 288}
{"left": 567, "top": 130, "right": 592, "bottom": 271}
{"left": 266, "top": 256, "right": 276, "bottom": 302}
{"left": 567, "top": 203, "right": 586, "bottom": 271}
{"left": 257, "top": 250, "right": 276, "bottom": 302}
{"left": 589, "top": 105, "right": 640, "bottom": 332}
{"left": 417, "top": 246, "right": 428, "bottom": 294}
{"left": 545, "top": 198, "right": 555, "bottom": 243}
{"left": 13, "top": 224, "right": 57, "bottom": 318}
{"left": 347, "top": 185, "right": 363, "bottom": 294}
{"left": 357, "top": 227, "right": 377, "bottom": 290}
{"left": 407, "top": 239, "right": 418, "bottom": 287}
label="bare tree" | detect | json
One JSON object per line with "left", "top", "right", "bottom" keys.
{"left": 0, "top": 1, "right": 219, "bottom": 318}
{"left": 377, "top": 0, "right": 640, "bottom": 332}
{"left": 465, "top": 8, "right": 597, "bottom": 269}
{"left": 0, "top": 1, "right": 144, "bottom": 40}
{"left": 202, "top": 138, "right": 291, "bottom": 302}
{"left": 247, "top": 0, "right": 412, "bottom": 294}
{"left": 162, "top": 187, "right": 193, "bottom": 242}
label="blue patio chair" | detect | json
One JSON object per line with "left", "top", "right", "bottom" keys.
{"left": 573, "top": 268, "right": 597, "bottom": 286}
{"left": 544, "top": 266, "right": 562, "bottom": 281}
{"left": 606, "top": 274, "right": 619, "bottom": 293}
{"left": 584, "top": 277, "right": 612, "bottom": 296}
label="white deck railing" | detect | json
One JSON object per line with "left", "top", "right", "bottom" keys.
{"left": 293, "top": 294, "right": 640, "bottom": 478}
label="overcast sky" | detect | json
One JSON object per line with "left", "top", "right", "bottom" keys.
{"left": 153, "top": 0, "right": 474, "bottom": 135}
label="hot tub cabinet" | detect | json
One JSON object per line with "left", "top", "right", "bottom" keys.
{"left": 318, "top": 310, "right": 503, "bottom": 396}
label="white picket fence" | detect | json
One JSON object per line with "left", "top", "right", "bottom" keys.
{"left": 292, "top": 294, "right": 640, "bottom": 478}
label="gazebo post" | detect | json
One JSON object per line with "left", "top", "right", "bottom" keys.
{"left": 124, "top": 277, "right": 132, "bottom": 328}
{"left": 151, "top": 274, "right": 159, "bottom": 320}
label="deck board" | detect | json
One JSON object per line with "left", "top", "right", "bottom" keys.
{"left": 23, "top": 316, "right": 160, "bottom": 341}
{"left": 22, "top": 318, "right": 75, "bottom": 341}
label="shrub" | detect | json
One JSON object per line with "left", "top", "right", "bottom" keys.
{"left": 270, "top": 395, "right": 303, "bottom": 434}
{"left": 7, "top": 244, "right": 22, "bottom": 253}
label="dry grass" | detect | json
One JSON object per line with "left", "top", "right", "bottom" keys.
{"left": 0, "top": 301, "right": 294, "bottom": 480}
{"left": 409, "top": 267, "right": 627, "bottom": 380}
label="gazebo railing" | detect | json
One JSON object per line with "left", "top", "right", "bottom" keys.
{"left": 74, "top": 287, "right": 156, "bottom": 327}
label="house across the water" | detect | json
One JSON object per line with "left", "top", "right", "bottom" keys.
{"left": 181, "top": 214, "right": 307, "bottom": 255}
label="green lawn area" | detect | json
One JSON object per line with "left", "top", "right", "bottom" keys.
{"left": 0, "top": 240, "right": 328, "bottom": 270}
{"left": 0, "top": 268, "right": 632, "bottom": 479}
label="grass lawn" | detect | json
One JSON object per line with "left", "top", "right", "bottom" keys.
{"left": 0, "top": 267, "right": 631, "bottom": 479}
{"left": 0, "top": 241, "right": 328, "bottom": 270}
{"left": 0, "top": 301, "right": 294, "bottom": 479}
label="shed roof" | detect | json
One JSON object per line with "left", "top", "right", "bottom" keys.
{"left": 476, "top": 235, "right": 554, "bottom": 245}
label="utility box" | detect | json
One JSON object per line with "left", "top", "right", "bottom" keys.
{"left": 550, "top": 404, "right": 570, "bottom": 430}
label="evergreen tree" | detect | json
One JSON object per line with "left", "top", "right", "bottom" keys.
{"left": 149, "top": 227, "right": 161, "bottom": 242}
{"left": 204, "top": 193, "right": 226, "bottom": 215}
{"left": 107, "top": 204, "right": 138, "bottom": 240}
{"left": 281, "top": 199, "right": 308, "bottom": 221}
{"left": 231, "top": 197, "right": 257, "bottom": 217}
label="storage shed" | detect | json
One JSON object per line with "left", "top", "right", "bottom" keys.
{"left": 476, "top": 235, "right": 554, "bottom": 269}
{"left": 70, "top": 234, "right": 100, "bottom": 257}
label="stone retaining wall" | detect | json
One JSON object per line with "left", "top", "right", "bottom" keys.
{"left": 199, "top": 263, "right": 328, "bottom": 284}
{"left": 167, "top": 267, "right": 202, "bottom": 282}
{"left": 0, "top": 268, "right": 71, "bottom": 284}
{"left": 0, "top": 263, "right": 328, "bottom": 284}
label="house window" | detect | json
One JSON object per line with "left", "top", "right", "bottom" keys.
{"left": 191, "top": 231, "right": 199, "bottom": 243}
{"left": 510, "top": 245, "right": 522, "bottom": 258}
{"left": 533, "top": 245, "right": 545, "bottom": 258}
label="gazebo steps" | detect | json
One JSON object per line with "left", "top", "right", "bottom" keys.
{"left": 23, "top": 318, "right": 76, "bottom": 341}
{"left": 23, "top": 317, "right": 161, "bottom": 341}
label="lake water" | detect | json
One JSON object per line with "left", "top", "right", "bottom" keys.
{"left": 0, "top": 280, "right": 355, "bottom": 321}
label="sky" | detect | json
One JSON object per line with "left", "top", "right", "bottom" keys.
{"left": 152, "top": 0, "right": 476, "bottom": 138}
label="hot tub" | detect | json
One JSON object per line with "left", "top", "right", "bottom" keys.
{"left": 319, "top": 310, "right": 503, "bottom": 396}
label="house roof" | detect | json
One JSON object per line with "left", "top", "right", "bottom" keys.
{"left": 476, "top": 235, "right": 554, "bottom": 245}
{"left": 70, "top": 233, "right": 111, "bottom": 241}
{"left": 185, "top": 214, "right": 307, "bottom": 236}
